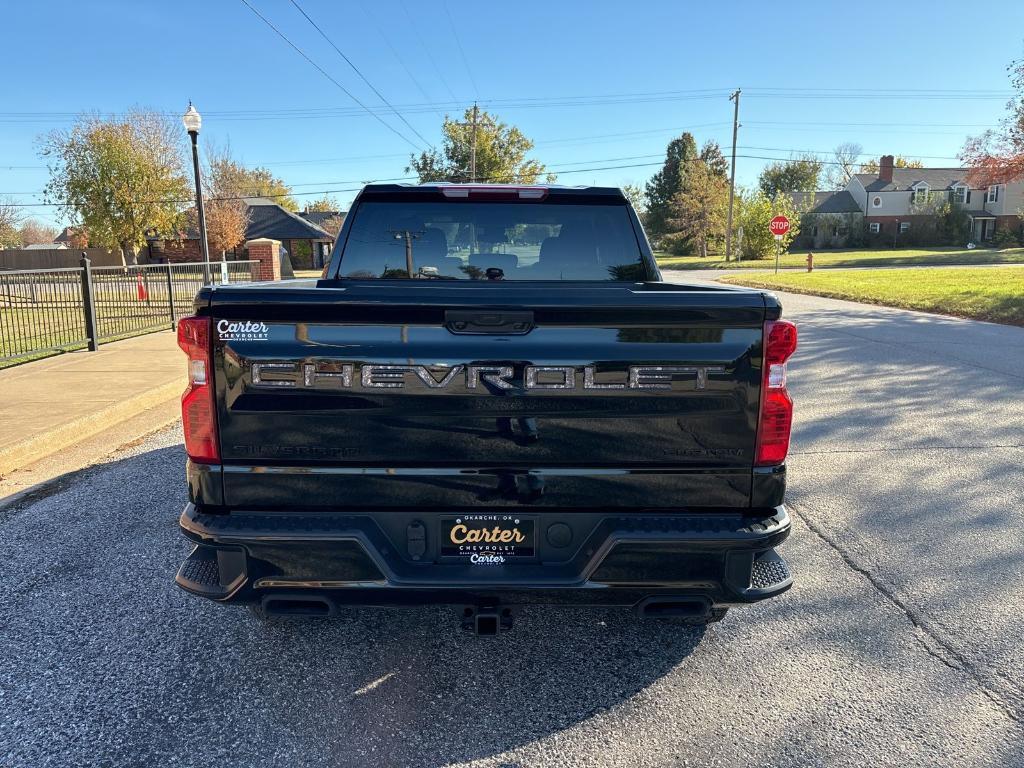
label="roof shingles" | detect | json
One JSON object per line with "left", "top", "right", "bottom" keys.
{"left": 854, "top": 168, "right": 973, "bottom": 192}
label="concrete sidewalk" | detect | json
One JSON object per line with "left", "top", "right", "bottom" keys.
{"left": 0, "top": 331, "right": 183, "bottom": 477}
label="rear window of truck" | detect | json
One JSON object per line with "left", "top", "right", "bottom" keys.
{"left": 336, "top": 200, "right": 646, "bottom": 281}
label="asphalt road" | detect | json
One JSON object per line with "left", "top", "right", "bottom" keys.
{"left": 2, "top": 285, "right": 1023, "bottom": 767}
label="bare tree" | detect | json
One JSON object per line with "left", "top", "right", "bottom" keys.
{"left": 19, "top": 219, "right": 59, "bottom": 246}
{"left": 0, "top": 196, "right": 25, "bottom": 248}
{"left": 315, "top": 214, "right": 346, "bottom": 238}
{"left": 824, "top": 142, "right": 863, "bottom": 190}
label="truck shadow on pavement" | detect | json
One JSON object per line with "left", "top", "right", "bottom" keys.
{"left": 0, "top": 439, "right": 708, "bottom": 768}
{"left": 210, "top": 605, "right": 707, "bottom": 766}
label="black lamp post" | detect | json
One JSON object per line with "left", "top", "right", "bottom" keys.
{"left": 183, "top": 103, "right": 211, "bottom": 283}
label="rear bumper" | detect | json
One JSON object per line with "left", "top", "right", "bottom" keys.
{"left": 176, "top": 504, "right": 792, "bottom": 609}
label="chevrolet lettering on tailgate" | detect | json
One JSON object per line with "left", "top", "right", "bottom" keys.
{"left": 248, "top": 361, "right": 728, "bottom": 391}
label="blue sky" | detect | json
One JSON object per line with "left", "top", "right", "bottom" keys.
{"left": 3, "top": 0, "right": 1023, "bottom": 226}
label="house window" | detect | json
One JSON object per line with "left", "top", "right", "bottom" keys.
{"left": 872, "top": 196, "right": 882, "bottom": 208}
{"left": 812, "top": 225, "right": 819, "bottom": 238}
{"left": 952, "top": 184, "right": 968, "bottom": 205}
{"left": 987, "top": 185, "right": 1000, "bottom": 203}
{"left": 899, "top": 221, "right": 910, "bottom": 233}
{"left": 832, "top": 226, "right": 839, "bottom": 238}
{"left": 912, "top": 184, "right": 929, "bottom": 204}
{"left": 869, "top": 222, "right": 880, "bottom": 234}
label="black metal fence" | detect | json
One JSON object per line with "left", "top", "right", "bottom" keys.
{"left": 0, "top": 258, "right": 259, "bottom": 367}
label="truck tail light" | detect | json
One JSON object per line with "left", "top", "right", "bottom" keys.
{"left": 440, "top": 185, "right": 548, "bottom": 200}
{"left": 177, "top": 316, "right": 220, "bottom": 464}
{"left": 755, "top": 319, "right": 798, "bottom": 466}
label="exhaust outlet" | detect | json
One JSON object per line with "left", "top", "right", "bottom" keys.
{"left": 261, "top": 594, "right": 333, "bottom": 617}
{"left": 636, "top": 597, "right": 711, "bottom": 620}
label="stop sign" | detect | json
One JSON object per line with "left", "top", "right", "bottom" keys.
{"left": 769, "top": 215, "right": 791, "bottom": 237}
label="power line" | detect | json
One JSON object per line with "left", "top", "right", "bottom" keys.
{"left": 354, "top": 0, "right": 445, "bottom": 120}
{"left": 287, "top": 0, "right": 433, "bottom": 147}
{"left": 400, "top": 0, "right": 460, "bottom": 104}
{"left": 738, "top": 145, "right": 963, "bottom": 161}
{"left": 443, "top": 0, "right": 480, "bottom": 100}
{"left": 237, "top": 0, "right": 423, "bottom": 150}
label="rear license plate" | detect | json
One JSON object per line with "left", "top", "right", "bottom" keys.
{"left": 441, "top": 515, "right": 536, "bottom": 560}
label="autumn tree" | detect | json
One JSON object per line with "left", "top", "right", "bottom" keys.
{"left": 668, "top": 160, "right": 729, "bottom": 258}
{"left": 0, "top": 197, "right": 23, "bottom": 248}
{"left": 860, "top": 156, "right": 924, "bottom": 173}
{"left": 758, "top": 154, "right": 822, "bottom": 197}
{"left": 198, "top": 145, "right": 252, "bottom": 259}
{"left": 200, "top": 200, "right": 249, "bottom": 259}
{"left": 644, "top": 132, "right": 699, "bottom": 239}
{"left": 407, "top": 108, "right": 547, "bottom": 185}
{"left": 65, "top": 226, "right": 89, "bottom": 249}
{"left": 306, "top": 194, "right": 341, "bottom": 212}
{"left": 40, "top": 109, "right": 189, "bottom": 265}
{"left": 206, "top": 145, "right": 297, "bottom": 210}
{"left": 19, "top": 220, "right": 58, "bottom": 246}
{"left": 962, "top": 54, "right": 1024, "bottom": 185}
{"left": 823, "top": 142, "right": 863, "bottom": 189}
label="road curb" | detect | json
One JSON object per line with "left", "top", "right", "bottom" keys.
{"left": 0, "top": 380, "right": 182, "bottom": 478}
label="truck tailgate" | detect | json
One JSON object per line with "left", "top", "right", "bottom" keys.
{"left": 207, "top": 281, "right": 768, "bottom": 511}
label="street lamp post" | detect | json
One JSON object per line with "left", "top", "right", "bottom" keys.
{"left": 183, "top": 103, "right": 211, "bottom": 284}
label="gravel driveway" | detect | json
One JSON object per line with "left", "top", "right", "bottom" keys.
{"left": 2, "top": 284, "right": 1022, "bottom": 767}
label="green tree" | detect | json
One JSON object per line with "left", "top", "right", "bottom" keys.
{"left": 668, "top": 160, "right": 729, "bottom": 258}
{"left": 621, "top": 183, "right": 645, "bottom": 214}
{"left": 699, "top": 140, "right": 729, "bottom": 178}
{"left": 40, "top": 109, "right": 190, "bottom": 264}
{"left": 407, "top": 108, "right": 547, "bottom": 184}
{"left": 758, "top": 155, "right": 822, "bottom": 198}
{"left": 0, "top": 197, "right": 24, "bottom": 248}
{"left": 643, "top": 132, "right": 698, "bottom": 239}
{"left": 737, "top": 189, "right": 801, "bottom": 260}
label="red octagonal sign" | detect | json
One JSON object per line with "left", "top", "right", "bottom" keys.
{"left": 769, "top": 215, "right": 791, "bottom": 237}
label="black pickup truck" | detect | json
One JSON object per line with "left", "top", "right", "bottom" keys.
{"left": 174, "top": 183, "right": 796, "bottom": 634}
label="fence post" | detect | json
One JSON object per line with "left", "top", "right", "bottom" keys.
{"left": 165, "top": 263, "right": 177, "bottom": 330}
{"left": 80, "top": 254, "right": 99, "bottom": 351}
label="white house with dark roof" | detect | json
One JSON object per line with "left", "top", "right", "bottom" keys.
{"left": 794, "top": 155, "right": 1023, "bottom": 247}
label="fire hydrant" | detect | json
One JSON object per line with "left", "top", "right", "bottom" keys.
{"left": 806, "top": 252, "right": 814, "bottom": 272}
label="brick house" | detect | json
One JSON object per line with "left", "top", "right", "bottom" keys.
{"left": 794, "top": 155, "right": 1023, "bottom": 247}
{"left": 147, "top": 198, "right": 339, "bottom": 269}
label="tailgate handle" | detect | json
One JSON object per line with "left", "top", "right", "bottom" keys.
{"left": 445, "top": 310, "right": 534, "bottom": 335}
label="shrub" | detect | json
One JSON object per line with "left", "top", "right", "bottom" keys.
{"left": 991, "top": 226, "right": 1021, "bottom": 248}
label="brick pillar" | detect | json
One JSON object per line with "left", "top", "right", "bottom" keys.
{"left": 244, "top": 238, "right": 281, "bottom": 281}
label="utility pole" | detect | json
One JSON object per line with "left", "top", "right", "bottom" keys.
{"left": 456, "top": 102, "right": 480, "bottom": 182}
{"left": 724, "top": 89, "right": 741, "bottom": 262}
{"left": 470, "top": 102, "right": 478, "bottom": 182}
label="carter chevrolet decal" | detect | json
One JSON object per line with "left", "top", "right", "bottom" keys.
{"left": 247, "top": 361, "right": 727, "bottom": 391}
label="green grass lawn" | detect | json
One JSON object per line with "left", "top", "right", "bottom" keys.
{"left": 656, "top": 246, "right": 1024, "bottom": 271}
{"left": 719, "top": 266, "right": 1024, "bottom": 325}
